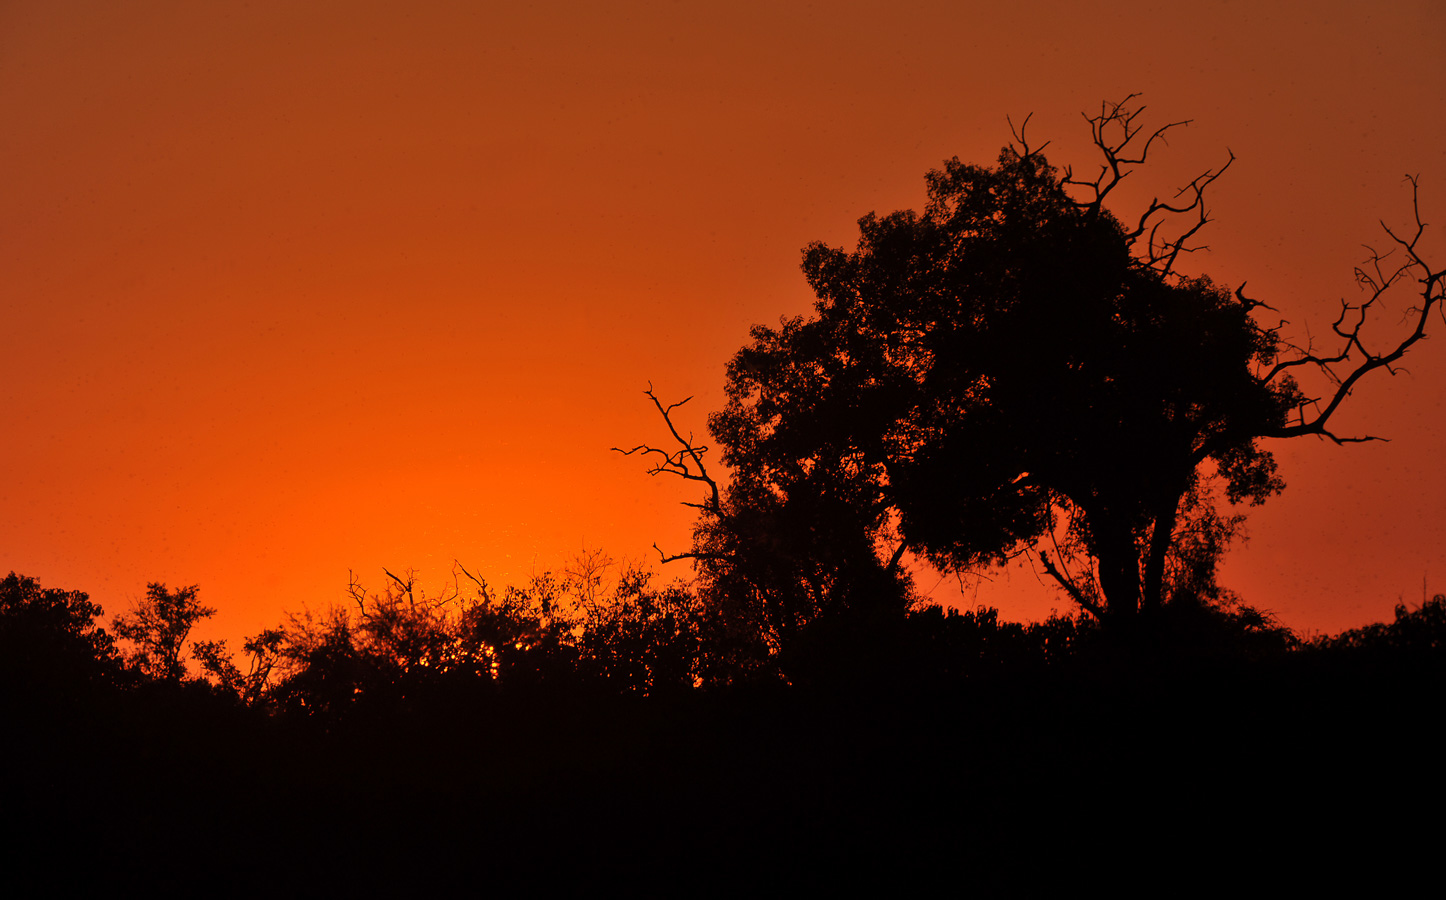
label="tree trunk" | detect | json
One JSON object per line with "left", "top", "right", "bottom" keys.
{"left": 1094, "top": 520, "right": 1142, "bottom": 620}
{"left": 1141, "top": 490, "right": 1183, "bottom": 615}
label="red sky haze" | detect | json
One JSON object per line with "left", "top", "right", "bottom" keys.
{"left": 4, "top": 0, "right": 1445, "bottom": 649}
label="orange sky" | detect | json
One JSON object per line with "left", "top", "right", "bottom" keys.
{"left": 4, "top": 0, "right": 1445, "bottom": 651}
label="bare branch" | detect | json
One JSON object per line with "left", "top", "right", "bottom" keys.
{"left": 1038, "top": 550, "right": 1105, "bottom": 620}
{"left": 1062, "top": 95, "right": 1192, "bottom": 213}
{"left": 885, "top": 539, "right": 909, "bottom": 574}
{"left": 616, "top": 383, "right": 729, "bottom": 565}
{"left": 1006, "top": 112, "right": 1050, "bottom": 160}
{"left": 1264, "top": 176, "right": 1444, "bottom": 444}
{"left": 1060, "top": 96, "right": 1233, "bottom": 278}
{"left": 453, "top": 560, "right": 492, "bottom": 604}
{"left": 613, "top": 382, "right": 722, "bottom": 517}
{"left": 652, "top": 541, "right": 728, "bottom": 566}
{"left": 1234, "top": 283, "right": 1274, "bottom": 314}
{"left": 346, "top": 569, "right": 372, "bottom": 619}
{"left": 382, "top": 567, "right": 416, "bottom": 608}
{"left": 1134, "top": 150, "right": 1234, "bottom": 276}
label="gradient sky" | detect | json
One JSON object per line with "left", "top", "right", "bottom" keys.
{"left": 4, "top": 0, "right": 1445, "bottom": 650}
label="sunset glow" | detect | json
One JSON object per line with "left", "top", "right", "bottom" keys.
{"left": 5, "top": 0, "right": 1445, "bottom": 651}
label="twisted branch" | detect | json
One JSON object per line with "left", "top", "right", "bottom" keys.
{"left": 1263, "top": 175, "right": 1444, "bottom": 444}
{"left": 614, "top": 383, "right": 727, "bottom": 564}
{"left": 1062, "top": 94, "right": 1233, "bottom": 277}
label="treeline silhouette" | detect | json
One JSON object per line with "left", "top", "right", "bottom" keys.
{"left": 4, "top": 565, "right": 1443, "bottom": 890}
{"left": 11, "top": 99, "right": 1443, "bottom": 888}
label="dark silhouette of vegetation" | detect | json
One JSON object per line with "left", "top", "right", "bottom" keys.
{"left": 186, "top": 557, "right": 713, "bottom": 718}
{"left": 112, "top": 582, "right": 216, "bottom": 682}
{"left": 624, "top": 99, "right": 1444, "bottom": 671}
{"left": 8, "top": 101, "right": 1443, "bottom": 892}
{"left": 571, "top": 551, "right": 708, "bottom": 693}
{"left": 0, "top": 571, "right": 120, "bottom": 698}
{"left": 192, "top": 626, "right": 284, "bottom": 706}
{"left": 6, "top": 560, "right": 1445, "bottom": 890}
{"left": 1314, "top": 593, "right": 1446, "bottom": 670}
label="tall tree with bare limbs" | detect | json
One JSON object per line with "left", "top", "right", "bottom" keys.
{"left": 631, "top": 98, "right": 1443, "bottom": 640}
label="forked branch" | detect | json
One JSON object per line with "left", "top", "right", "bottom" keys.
{"left": 614, "top": 383, "right": 727, "bottom": 565}
{"left": 1037, "top": 551, "right": 1105, "bottom": 620}
{"left": 613, "top": 383, "right": 721, "bottom": 516}
{"left": 1062, "top": 95, "right": 1233, "bottom": 277}
{"left": 1007, "top": 112, "right": 1051, "bottom": 160}
{"left": 1263, "top": 175, "right": 1445, "bottom": 444}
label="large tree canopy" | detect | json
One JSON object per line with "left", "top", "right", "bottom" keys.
{"left": 687, "top": 101, "right": 1442, "bottom": 633}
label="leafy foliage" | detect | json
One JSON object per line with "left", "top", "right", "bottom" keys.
{"left": 112, "top": 582, "right": 216, "bottom": 682}
{"left": 257, "top": 558, "right": 716, "bottom": 717}
{"left": 265, "top": 569, "right": 560, "bottom": 716}
{"left": 193, "top": 628, "right": 285, "bottom": 705}
{"left": 705, "top": 125, "right": 1297, "bottom": 628}
{"left": 573, "top": 557, "right": 707, "bottom": 694}
{"left": 690, "top": 458, "right": 919, "bottom": 682}
{"left": 0, "top": 571, "right": 119, "bottom": 692}
{"left": 1315, "top": 594, "right": 1446, "bottom": 666}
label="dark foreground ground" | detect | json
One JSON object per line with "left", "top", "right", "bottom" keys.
{"left": 7, "top": 652, "right": 1442, "bottom": 895}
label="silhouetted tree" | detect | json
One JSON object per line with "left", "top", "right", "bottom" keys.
{"left": 573, "top": 559, "right": 705, "bottom": 694}
{"left": 266, "top": 564, "right": 593, "bottom": 716}
{"left": 450, "top": 569, "right": 580, "bottom": 690}
{"left": 193, "top": 628, "right": 285, "bottom": 706}
{"left": 0, "top": 571, "right": 120, "bottom": 695}
{"left": 112, "top": 582, "right": 216, "bottom": 682}
{"left": 269, "top": 606, "right": 370, "bottom": 717}
{"left": 1317, "top": 594, "right": 1446, "bottom": 666}
{"left": 618, "top": 386, "right": 918, "bottom": 682}
{"left": 634, "top": 98, "right": 1442, "bottom": 641}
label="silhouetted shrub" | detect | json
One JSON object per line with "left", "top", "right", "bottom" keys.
{"left": 0, "top": 571, "right": 120, "bottom": 700}
{"left": 1315, "top": 594, "right": 1446, "bottom": 671}
{"left": 575, "top": 565, "right": 705, "bottom": 695}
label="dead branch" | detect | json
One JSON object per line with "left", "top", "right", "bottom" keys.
{"left": 1038, "top": 550, "right": 1105, "bottom": 620}
{"left": 346, "top": 569, "right": 372, "bottom": 619}
{"left": 453, "top": 560, "right": 492, "bottom": 605}
{"left": 1031, "top": 493, "right": 1108, "bottom": 620}
{"left": 383, "top": 567, "right": 416, "bottom": 608}
{"left": 1234, "top": 283, "right": 1275, "bottom": 314}
{"left": 652, "top": 541, "right": 728, "bottom": 566}
{"left": 1063, "top": 95, "right": 1192, "bottom": 211}
{"left": 885, "top": 539, "right": 908, "bottom": 573}
{"left": 613, "top": 382, "right": 722, "bottom": 516}
{"left": 1062, "top": 95, "right": 1232, "bottom": 277}
{"left": 1263, "top": 175, "right": 1445, "bottom": 444}
{"left": 615, "top": 383, "right": 727, "bottom": 565}
{"left": 1007, "top": 112, "right": 1050, "bottom": 160}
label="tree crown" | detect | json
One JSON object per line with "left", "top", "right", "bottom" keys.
{"left": 711, "top": 134, "right": 1296, "bottom": 623}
